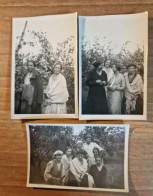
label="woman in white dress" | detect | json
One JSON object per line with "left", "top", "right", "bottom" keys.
{"left": 44, "top": 63, "right": 69, "bottom": 114}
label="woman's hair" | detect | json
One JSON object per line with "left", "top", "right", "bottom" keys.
{"left": 93, "top": 147, "right": 100, "bottom": 154}
{"left": 104, "top": 59, "right": 111, "bottom": 67}
{"left": 27, "top": 60, "right": 36, "bottom": 67}
{"left": 113, "top": 64, "right": 121, "bottom": 71}
{"left": 93, "top": 61, "right": 102, "bottom": 69}
{"left": 95, "top": 156, "right": 104, "bottom": 163}
{"left": 54, "top": 62, "right": 62, "bottom": 71}
{"left": 65, "top": 147, "right": 72, "bottom": 154}
{"left": 127, "top": 63, "right": 137, "bottom": 69}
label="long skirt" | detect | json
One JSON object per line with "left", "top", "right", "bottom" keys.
{"left": 107, "top": 90, "right": 123, "bottom": 114}
{"left": 45, "top": 103, "right": 67, "bottom": 114}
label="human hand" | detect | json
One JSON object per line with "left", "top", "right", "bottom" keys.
{"left": 96, "top": 80, "right": 101, "bottom": 83}
{"left": 109, "top": 86, "right": 116, "bottom": 91}
{"left": 99, "top": 81, "right": 106, "bottom": 85}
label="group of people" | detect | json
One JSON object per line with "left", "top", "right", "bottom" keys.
{"left": 86, "top": 59, "right": 143, "bottom": 115}
{"left": 19, "top": 61, "right": 69, "bottom": 114}
{"left": 44, "top": 134, "right": 107, "bottom": 188}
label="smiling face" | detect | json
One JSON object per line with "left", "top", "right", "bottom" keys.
{"left": 27, "top": 61, "right": 34, "bottom": 72}
{"left": 128, "top": 66, "right": 136, "bottom": 75}
{"left": 66, "top": 148, "right": 72, "bottom": 156}
{"left": 54, "top": 64, "right": 62, "bottom": 74}
{"left": 105, "top": 60, "right": 111, "bottom": 68}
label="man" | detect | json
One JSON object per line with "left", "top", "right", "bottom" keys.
{"left": 21, "top": 60, "right": 43, "bottom": 114}
{"left": 82, "top": 134, "right": 104, "bottom": 159}
{"left": 44, "top": 150, "right": 65, "bottom": 185}
{"left": 124, "top": 64, "right": 143, "bottom": 114}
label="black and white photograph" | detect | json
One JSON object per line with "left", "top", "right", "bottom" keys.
{"left": 11, "top": 13, "right": 78, "bottom": 119}
{"left": 26, "top": 124, "right": 129, "bottom": 192}
{"left": 79, "top": 12, "right": 148, "bottom": 120}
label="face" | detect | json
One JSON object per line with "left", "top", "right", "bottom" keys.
{"left": 27, "top": 62, "right": 34, "bottom": 72}
{"left": 112, "top": 64, "right": 117, "bottom": 73}
{"left": 105, "top": 60, "right": 111, "bottom": 68}
{"left": 86, "top": 137, "right": 91, "bottom": 144}
{"left": 96, "top": 157, "right": 102, "bottom": 165}
{"left": 77, "top": 142, "right": 83, "bottom": 149}
{"left": 97, "top": 63, "right": 104, "bottom": 71}
{"left": 93, "top": 149, "right": 99, "bottom": 157}
{"left": 121, "top": 66, "right": 126, "bottom": 74}
{"left": 66, "top": 149, "right": 72, "bottom": 156}
{"left": 77, "top": 154, "right": 84, "bottom": 161}
{"left": 54, "top": 64, "right": 61, "bottom": 74}
{"left": 128, "top": 66, "right": 136, "bottom": 74}
{"left": 56, "top": 154, "right": 62, "bottom": 161}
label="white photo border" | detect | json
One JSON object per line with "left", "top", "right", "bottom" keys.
{"left": 26, "top": 123, "right": 129, "bottom": 193}
{"left": 11, "top": 13, "right": 78, "bottom": 119}
{"left": 79, "top": 12, "right": 148, "bottom": 121}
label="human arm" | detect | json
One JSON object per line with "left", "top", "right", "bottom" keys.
{"left": 44, "top": 161, "right": 53, "bottom": 182}
{"left": 99, "top": 71, "right": 107, "bottom": 86}
{"left": 115, "top": 75, "right": 125, "bottom": 91}
{"left": 86, "top": 71, "right": 100, "bottom": 86}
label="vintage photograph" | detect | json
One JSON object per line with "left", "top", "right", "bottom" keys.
{"left": 26, "top": 124, "right": 129, "bottom": 192}
{"left": 79, "top": 12, "right": 148, "bottom": 120}
{"left": 11, "top": 13, "right": 78, "bottom": 119}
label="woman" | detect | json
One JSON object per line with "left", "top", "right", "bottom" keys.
{"left": 68, "top": 149, "right": 94, "bottom": 187}
{"left": 61, "top": 148, "right": 73, "bottom": 184}
{"left": 88, "top": 147, "right": 103, "bottom": 168}
{"left": 21, "top": 60, "right": 43, "bottom": 114}
{"left": 86, "top": 61, "right": 108, "bottom": 114}
{"left": 44, "top": 150, "right": 65, "bottom": 185}
{"left": 124, "top": 64, "right": 143, "bottom": 114}
{"left": 89, "top": 156, "right": 107, "bottom": 188}
{"left": 107, "top": 64, "right": 125, "bottom": 114}
{"left": 44, "top": 63, "right": 69, "bottom": 114}
{"left": 103, "top": 59, "right": 114, "bottom": 85}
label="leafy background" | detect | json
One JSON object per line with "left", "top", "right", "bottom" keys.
{"left": 15, "top": 30, "right": 75, "bottom": 114}
{"left": 29, "top": 125, "right": 126, "bottom": 188}
{"left": 81, "top": 37, "right": 144, "bottom": 114}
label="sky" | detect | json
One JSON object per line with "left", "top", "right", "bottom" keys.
{"left": 80, "top": 12, "right": 147, "bottom": 54}
{"left": 13, "top": 13, "right": 77, "bottom": 54}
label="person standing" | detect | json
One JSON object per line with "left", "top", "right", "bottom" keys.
{"left": 124, "top": 64, "right": 143, "bottom": 114}
{"left": 86, "top": 61, "right": 108, "bottom": 114}
{"left": 107, "top": 64, "right": 125, "bottom": 114}
{"left": 44, "top": 63, "right": 69, "bottom": 114}
{"left": 21, "top": 60, "right": 43, "bottom": 114}
{"left": 103, "top": 59, "right": 114, "bottom": 85}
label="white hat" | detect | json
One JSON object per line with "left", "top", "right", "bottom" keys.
{"left": 76, "top": 140, "right": 83, "bottom": 144}
{"left": 53, "top": 150, "right": 63, "bottom": 156}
